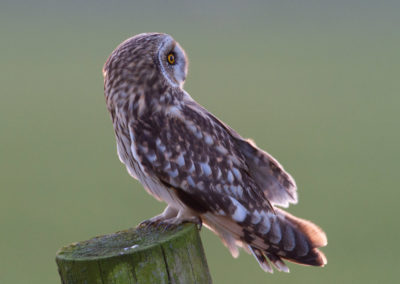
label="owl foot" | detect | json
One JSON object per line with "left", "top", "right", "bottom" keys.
{"left": 137, "top": 205, "right": 179, "bottom": 228}
{"left": 137, "top": 206, "right": 202, "bottom": 231}
{"left": 156, "top": 215, "right": 201, "bottom": 233}
{"left": 162, "top": 215, "right": 203, "bottom": 231}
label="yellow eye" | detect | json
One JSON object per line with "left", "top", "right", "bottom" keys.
{"left": 167, "top": 53, "right": 175, "bottom": 65}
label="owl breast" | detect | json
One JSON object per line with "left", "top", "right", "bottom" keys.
{"left": 113, "top": 113, "right": 185, "bottom": 210}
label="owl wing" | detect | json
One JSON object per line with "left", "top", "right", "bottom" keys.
{"left": 128, "top": 105, "right": 273, "bottom": 217}
{"left": 128, "top": 104, "right": 326, "bottom": 270}
{"left": 234, "top": 138, "right": 297, "bottom": 207}
{"left": 192, "top": 102, "right": 298, "bottom": 208}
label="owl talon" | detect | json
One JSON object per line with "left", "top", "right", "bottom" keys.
{"left": 138, "top": 218, "right": 161, "bottom": 228}
{"left": 160, "top": 222, "right": 179, "bottom": 233}
{"left": 197, "top": 220, "right": 202, "bottom": 231}
{"left": 137, "top": 205, "right": 179, "bottom": 229}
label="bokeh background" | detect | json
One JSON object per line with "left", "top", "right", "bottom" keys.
{"left": 1, "top": 1, "right": 399, "bottom": 283}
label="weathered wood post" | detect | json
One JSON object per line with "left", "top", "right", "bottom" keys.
{"left": 56, "top": 224, "right": 212, "bottom": 283}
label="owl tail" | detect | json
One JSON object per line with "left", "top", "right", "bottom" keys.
{"left": 248, "top": 208, "right": 327, "bottom": 273}
{"left": 202, "top": 208, "right": 327, "bottom": 273}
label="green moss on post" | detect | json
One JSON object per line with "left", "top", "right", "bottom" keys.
{"left": 56, "top": 224, "right": 212, "bottom": 284}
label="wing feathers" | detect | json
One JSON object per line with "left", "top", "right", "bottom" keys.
{"left": 197, "top": 104, "right": 298, "bottom": 208}
{"left": 236, "top": 138, "right": 298, "bottom": 207}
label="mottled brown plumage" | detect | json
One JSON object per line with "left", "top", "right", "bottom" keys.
{"left": 103, "top": 33, "right": 327, "bottom": 273}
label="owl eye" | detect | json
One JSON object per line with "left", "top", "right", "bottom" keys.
{"left": 167, "top": 52, "right": 175, "bottom": 65}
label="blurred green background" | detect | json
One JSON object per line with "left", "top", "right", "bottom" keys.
{"left": 1, "top": 1, "right": 399, "bottom": 283}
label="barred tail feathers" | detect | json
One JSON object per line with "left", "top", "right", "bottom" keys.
{"left": 277, "top": 208, "right": 327, "bottom": 266}
{"left": 202, "top": 208, "right": 327, "bottom": 273}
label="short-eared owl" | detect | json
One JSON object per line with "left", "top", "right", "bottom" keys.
{"left": 103, "top": 33, "right": 327, "bottom": 273}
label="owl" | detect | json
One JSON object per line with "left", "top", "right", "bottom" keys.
{"left": 103, "top": 33, "right": 327, "bottom": 273}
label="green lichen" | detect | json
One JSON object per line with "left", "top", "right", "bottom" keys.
{"left": 55, "top": 224, "right": 212, "bottom": 284}
{"left": 57, "top": 224, "right": 193, "bottom": 260}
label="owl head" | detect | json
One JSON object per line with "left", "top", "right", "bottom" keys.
{"left": 103, "top": 33, "right": 188, "bottom": 93}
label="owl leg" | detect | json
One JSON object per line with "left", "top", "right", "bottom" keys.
{"left": 138, "top": 205, "right": 178, "bottom": 227}
{"left": 159, "top": 208, "right": 203, "bottom": 231}
{"left": 176, "top": 209, "right": 202, "bottom": 229}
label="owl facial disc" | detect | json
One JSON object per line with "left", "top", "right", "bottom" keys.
{"left": 157, "top": 35, "right": 188, "bottom": 88}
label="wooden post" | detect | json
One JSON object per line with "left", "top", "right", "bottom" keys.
{"left": 56, "top": 224, "right": 212, "bottom": 284}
